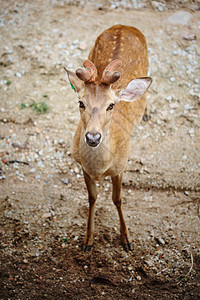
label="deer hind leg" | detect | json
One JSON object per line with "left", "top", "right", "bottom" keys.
{"left": 142, "top": 95, "right": 151, "bottom": 122}
{"left": 143, "top": 105, "right": 151, "bottom": 122}
{"left": 83, "top": 169, "right": 97, "bottom": 251}
{"left": 111, "top": 174, "right": 133, "bottom": 251}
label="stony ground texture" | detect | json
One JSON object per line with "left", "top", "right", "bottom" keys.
{"left": 0, "top": 0, "right": 200, "bottom": 299}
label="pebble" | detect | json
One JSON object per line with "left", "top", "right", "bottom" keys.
{"left": 42, "top": 212, "right": 51, "bottom": 218}
{"left": 61, "top": 177, "right": 69, "bottom": 185}
{"left": 166, "top": 96, "right": 172, "bottom": 102}
{"left": 189, "top": 128, "right": 194, "bottom": 135}
{"left": 184, "top": 191, "right": 189, "bottom": 196}
{"left": 74, "top": 167, "right": 79, "bottom": 174}
{"left": 184, "top": 104, "right": 193, "bottom": 110}
{"left": 16, "top": 72, "right": 22, "bottom": 78}
{"left": 78, "top": 42, "right": 87, "bottom": 51}
{"left": 38, "top": 150, "right": 43, "bottom": 156}
{"left": 167, "top": 11, "right": 192, "bottom": 26}
{"left": 157, "top": 237, "right": 165, "bottom": 245}
{"left": 35, "top": 175, "right": 41, "bottom": 179}
{"left": 170, "top": 77, "right": 175, "bottom": 82}
{"left": 30, "top": 168, "right": 36, "bottom": 173}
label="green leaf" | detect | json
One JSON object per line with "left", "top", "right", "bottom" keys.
{"left": 62, "top": 238, "right": 69, "bottom": 243}
{"left": 20, "top": 103, "right": 27, "bottom": 109}
{"left": 6, "top": 80, "right": 12, "bottom": 86}
{"left": 42, "top": 94, "right": 48, "bottom": 98}
{"left": 34, "top": 102, "right": 48, "bottom": 114}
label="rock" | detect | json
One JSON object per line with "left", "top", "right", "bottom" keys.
{"left": 78, "top": 42, "right": 87, "bottom": 51}
{"left": 152, "top": 1, "right": 165, "bottom": 12}
{"left": 167, "top": 11, "right": 192, "bottom": 26}
{"left": 38, "top": 150, "right": 43, "bottom": 156}
{"left": 42, "top": 212, "right": 51, "bottom": 219}
{"left": 157, "top": 237, "right": 165, "bottom": 245}
{"left": 184, "top": 104, "right": 193, "bottom": 110}
{"left": 61, "top": 177, "right": 69, "bottom": 185}
{"left": 166, "top": 96, "right": 172, "bottom": 102}
{"left": 182, "top": 30, "right": 196, "bottom": 41}
{"left": 74, "top": 167, "right": 79, "bottom": 174}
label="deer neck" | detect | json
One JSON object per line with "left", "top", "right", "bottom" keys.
{"left": 79, "top": 125, "right": 112, "bottom": 180}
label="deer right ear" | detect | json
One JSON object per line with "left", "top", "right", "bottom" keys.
{"left": 64, "top": 68, "right": 84, "bottom": 92}
{"left": 118, "top": 77, "right": 152, "bottom": 103}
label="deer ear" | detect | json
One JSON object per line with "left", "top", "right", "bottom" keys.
{"left": 64, "top": 68, "right": 84, "bottom": 92}
{"left": 118, "top": 77, "right": 152, "bottom": 103}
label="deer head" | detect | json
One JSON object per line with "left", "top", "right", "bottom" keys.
{"left": 65, "top": 60, "right": 152, "bottom": 148}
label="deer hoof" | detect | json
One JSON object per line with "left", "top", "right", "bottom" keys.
{"left": 82, "top": 244, "right": 93, "bottom": 252}
{"left": 122, "top": 241, "right": 133, "bottom": 252}
{"left": 142, "top": 113, "right": 151, "bottom": 122}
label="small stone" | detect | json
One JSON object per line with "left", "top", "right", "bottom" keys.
{"left": 184, "top": 191, "right": 189, "bottom": 196}
{"left": 166, "top": 96, "right": 172, "bottom": 101}
{"left": 189, "top": 128, "right": 194, "bottom": 135}
{"left": 136, "top": 275, "right": 141, "bottom": 281}
{"left": 16, "top": 72, "right": 22, "bottom": 78}
{"left": 38, "top": 150, "right": 43, "bottom": 156}
{"left": 35, "top": 175, "right": 41, "bottom": 179}
{"left": 61, "top": 177, "right": 69, "bottom": 185}
{"left": 157, "top": 237, "right": 165, "bottom": 245}
{"left": 184, "top": 104, "right": 193, "bottom": 110}
{"left": 167, "top": 11, "right": 192, "bottom": 26}
{"left": 74, "top": 167, "right": 79, "bottom": 174}
{"left": 0, "top": 174, "right": 6, "bottom": 180}
{"left": 78, "top": 42, "right": 87, "bottom": 51}
{"left": 169, "top": 103, "right": 178, "bottom": 109}
{"left": 170, "top": 77, "right": 175, "bottom": 82}
{"left": 42, "top": 212, "right": 51, "bottom": 219}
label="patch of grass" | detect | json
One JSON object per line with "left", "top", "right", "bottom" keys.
{"left": 6, "top": 80, "right": 12, "bottom": 86}
{"left": 20, "top": 100, "right": 49, "bottom": 114}
{"left": 20, "top": 103, "right": 27, "bottom": 109}
{"left": 30, "top": 100, "right": 49, "bottom": 114}
{"left": 62, "top": 238, "right": 69, "bottom": 243}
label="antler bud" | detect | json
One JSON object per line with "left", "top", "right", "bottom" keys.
{"left": 76, "top": 60, "right": 97, "bottom": 83}
{"left": 101, "top": 59, "right": 122, "bottom": 85}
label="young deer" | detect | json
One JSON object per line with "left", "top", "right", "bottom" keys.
{"left": 65, "top": 25, "right": 152, "bottom": 251}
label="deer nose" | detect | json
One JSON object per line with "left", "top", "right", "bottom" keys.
{"left": 85, "top": 131, "right": 102, "bottom": 147}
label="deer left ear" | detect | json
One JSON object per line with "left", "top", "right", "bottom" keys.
{"left": 64, "top": 68, "right": 84, "bottom": 92}
{"left": 118, "top": 77, "right": 152, "bottom": 103}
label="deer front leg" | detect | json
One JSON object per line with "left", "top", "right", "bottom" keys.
{"left": 83, "top": 169, "right": 97, "bottom": 251}
{"left": 111, "top": 174, "right": 133, "bottom": 251}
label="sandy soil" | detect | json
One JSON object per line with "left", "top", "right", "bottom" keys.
{"left": 0, "top": 1, "right": 200, "bottom": 299}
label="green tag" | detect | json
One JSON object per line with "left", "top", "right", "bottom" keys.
{"left": 70, "top": 83, "right": 75, "bottom": 90}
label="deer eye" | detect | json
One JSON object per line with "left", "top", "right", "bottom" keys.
{"left": 106, "top": 103, "right": 115, "bottom": 111}
{"left": 78, "top": 101, "right": 85, "bottom": 110}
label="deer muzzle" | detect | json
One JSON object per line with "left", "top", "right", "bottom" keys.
{"left": 85, "top": 130, "right": 102, "bottom": 147}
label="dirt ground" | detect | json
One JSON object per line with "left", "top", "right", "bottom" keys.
{"left": 0, "top": 0, "right": 200, "bottom": 299}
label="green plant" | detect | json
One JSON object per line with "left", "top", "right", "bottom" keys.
{"left": 20, "top": 97, "right": 49, "bottom": 114}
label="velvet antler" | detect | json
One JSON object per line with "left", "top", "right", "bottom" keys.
{"left": 101, "top": 59, "right": 122, "bottom": 85}
{"left": 76, "top": 60, "right": 97, "bottom": 83}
